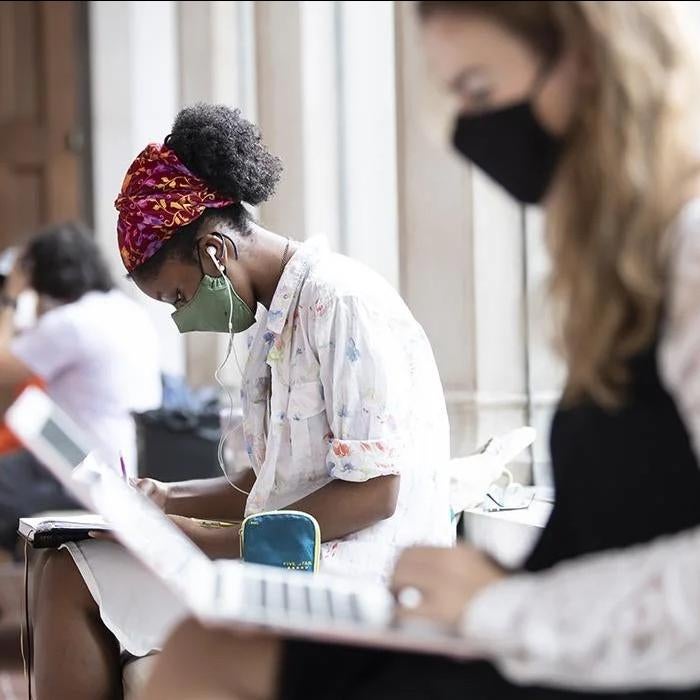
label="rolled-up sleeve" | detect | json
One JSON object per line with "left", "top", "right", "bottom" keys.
{"left": 312, "top": 296, "right": 407, "bottom": 482}
{"left": 326, "top": 437, "right": 402, "bottom": 482}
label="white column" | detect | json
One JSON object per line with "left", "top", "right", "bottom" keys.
{"left": 178, "top": 1, "right": 255, "bottom": 114}
{"left": 89, "top": 0, "right": 184, "bottom": 376}
{"left": 177, "top": 1, "right": 257, "bottom": 388}
{"left": 395, "top": 2, "right": 532, "bottom": 477}
{"left": 525, "top": 208, "right": 565, "bottom": 486}
{"left": 395, "top": 1, "right": 476, "bottom": 457}
{"left": 254, "top": 1, "right": 399, "bottom": 286}
{"left": 471, "top": 172, "right": 529, "bottom": 478}
{"left": 254, "top": 1, "right": 342, "bottom": 249}
{"left": 337, "top": 0, "right": 399, "bottom": 287}
{"left": 299, "top": 1, "right": 342, "bottom": 248}
{"left": 254, "top": 1, "right": 306, "bottom": 240}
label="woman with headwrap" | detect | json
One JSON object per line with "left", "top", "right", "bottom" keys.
{"left": 31, "top": 103, "right": 453, "bottom": 699}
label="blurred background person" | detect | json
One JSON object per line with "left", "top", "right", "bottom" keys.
{"left": 0, "top": 222, "right": 161, "bottom": 552}
{"left": 0, "top": 249, "right": 44, "bottom": 459}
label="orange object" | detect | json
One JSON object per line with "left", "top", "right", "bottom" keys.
{"left": 0, "top": 377, "right": 45, "bottom": 455}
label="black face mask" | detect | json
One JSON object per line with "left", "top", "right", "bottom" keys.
{"left": 452, "top": 80, "right": 562, "bottom": 205}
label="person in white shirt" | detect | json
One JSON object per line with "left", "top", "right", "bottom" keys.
{"left": 0, "top": 222, "right": 161, "bottom": 551}
{"left": 134, "top": 2, "right": 700, "bottom": 699}
{"left": 30, "top": 104, "right": 453, "bottom": 699}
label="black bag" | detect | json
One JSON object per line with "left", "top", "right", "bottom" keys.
{"left": 134, "top": 407, "right": 222, "bottom": 481}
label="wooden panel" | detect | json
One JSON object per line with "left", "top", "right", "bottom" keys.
{"left": 0, "top": 166, "right": 43, "bottom": 241}
{"left": 42, "top": 2, "right": 80, "bottom": 224}
{"left": 14, "top": 2, "right": 40, "bottom": 120}
{"left": 0, "top": 166, "right": 16, "bottom": 245}
{"left": 0, "top": 4, "right": 15, "bottom": 122}
{"left": 0, "top": 1, "right": 85, "bottom": 249}
{"left": 0, "top": 123, "right": 45, "bottom": 166}
{"left": 0, "top": 3, "right": 40, "bottom": 123}
{"left": 15, "top": 169, "right": 43, "bottom": 233}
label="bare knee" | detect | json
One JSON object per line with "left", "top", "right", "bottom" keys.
{"left": 33, "top": 549, "right": 121, "bottom": 700}
{"left": 33, "top": 548, "right": 94, "bottom": 611}
{"left": 166, "top": 617, "right": 210, "bottom": 652}
{"left": 149, "top": 618, "right": 281, "bottom": 699}
{"left": 164, "top": 617, "right": 245, "bottom": 660}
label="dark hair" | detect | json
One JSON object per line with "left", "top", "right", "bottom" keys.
{"left": 132, "top": 104, "right": 283, "bottom": 281}
{"left": 25, "top": 222, "right": 113, "bottom": 302}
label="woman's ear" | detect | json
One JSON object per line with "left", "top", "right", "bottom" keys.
{"left": 197, "top": 233, "right": 227, "bottom": 276}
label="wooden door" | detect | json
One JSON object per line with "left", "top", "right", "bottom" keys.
{"left": 0, "top": 1, "right": 88, "bottom": 250}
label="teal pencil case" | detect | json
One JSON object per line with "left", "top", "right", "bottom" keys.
{"left": 240, "top": 510, "right": 321, "bottom": 573}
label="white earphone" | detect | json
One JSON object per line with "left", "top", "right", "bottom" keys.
{"left": 205, "top": 239, "right": 251, "bottom": 497}
{"left": 206, "top": 245, "right": 225, "bottom": 273}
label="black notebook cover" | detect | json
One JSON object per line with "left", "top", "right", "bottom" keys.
{"left": 28, "top": 520, "right": 111, "bottom": 548}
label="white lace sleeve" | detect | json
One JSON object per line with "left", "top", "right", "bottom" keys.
{"left": 464, "top": 525, "right": 700, "bottom": 690}
{"left": 459, "top": 201, "right": 700, "bottom": 690}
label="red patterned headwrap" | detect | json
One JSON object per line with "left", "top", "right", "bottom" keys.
{"left": 115, "top": 143, "right": 235, "bottom": 273}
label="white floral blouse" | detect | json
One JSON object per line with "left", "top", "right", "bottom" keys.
{"left": 241, "top": 237, "right": 454, "bottom": 581}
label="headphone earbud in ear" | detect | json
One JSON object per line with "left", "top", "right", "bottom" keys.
{"left": 206, "top": 245, "right": 225, "bottom": 273}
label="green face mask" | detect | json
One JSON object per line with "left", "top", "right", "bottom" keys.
{"left": 171, "top": 274, "right": 257, "bottom": 334}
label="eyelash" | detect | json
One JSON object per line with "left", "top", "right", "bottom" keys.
{"left": 458, "top": 84, "right": 491, "bottom": 112}
{"left": 470, "top": 87, "right": 491, "bottom": 105}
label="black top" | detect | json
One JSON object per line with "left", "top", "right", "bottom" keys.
{"left": 279, "top": 338, "right": 700, "bottom": 700}
{"left": 515, "top": 340, "right": 700, "bottom": 698}
{"left": 528, "top": 340, "right": 700, "bottom": 572}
